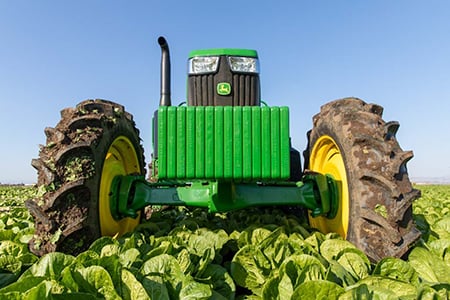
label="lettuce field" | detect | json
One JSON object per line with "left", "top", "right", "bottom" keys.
{"left": 0, "top": 184, "right": 449, "bottom": 299}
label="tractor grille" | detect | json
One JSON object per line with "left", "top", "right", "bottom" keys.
{"left": 188, "top": 74, "right": 260, "bottom": 106}
{"left": 188, "top": 74, "right": 215, "bottom": 106}
{"left": 187, "top": 55, "right": 260, "bottom": 106}
{"left": 232, "top": 74, "right": 260, "bottom": 106}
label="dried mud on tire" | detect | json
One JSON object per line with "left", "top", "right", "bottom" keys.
{"left": 26, "top": 99, "right": 145, "bottom": 256}
{"left": 305, "top": 97, "right": 421, "bottom": 262}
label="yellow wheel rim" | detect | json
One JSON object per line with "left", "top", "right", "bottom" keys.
{"left": 308, "top": 135, "right": 349, "bottom": 238}
{"left": 99, "top": 136, "right": 141, "bottom": 236}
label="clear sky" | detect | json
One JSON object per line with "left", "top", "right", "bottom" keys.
{"left": 1, "top": 1, "right": 449, "bottom": 184}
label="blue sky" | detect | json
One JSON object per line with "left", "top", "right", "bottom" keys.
{"left": 1, "top": 1, "right": 449, "bottom": 184}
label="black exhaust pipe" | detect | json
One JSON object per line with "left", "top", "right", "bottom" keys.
{"left": 158, "top": 36, "right": 171, "bottom": 106}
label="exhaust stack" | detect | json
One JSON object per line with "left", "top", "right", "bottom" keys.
{"left": 158, "top": 36, "right": 171, "bottom": 106}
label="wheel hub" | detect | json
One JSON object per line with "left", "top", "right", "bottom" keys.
{"left": 99, "top": 136, "right": 141, "bottom": 236}
{"left": 308, "top": 135, "right": 349, "bottom": 238}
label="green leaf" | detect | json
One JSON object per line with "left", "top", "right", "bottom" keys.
{"left": 17, "top": 253, "right": 38, "bottom": 266}
{"left": 186, "top": 229, "right": 229, "bottom": 258}
{"left": 373, "top": 257, "right": 420, "bottom": 285}
{"left": 121, "top": 269, "right": 149, "bottom": 300}
{"left": 143, "top": 240, "right": 173, "bottom": 259}
{"left": 261, "top": 254, "right": 327, "bottom": 300}
{"left": 238, "top": 227, "right": 272, "bottom": 248}
{"left": 89, "top": 236, "right": 119, "bottom": 254}
{"left": 51, "top": 292, "right": 98, "bottom": 300}
{"left": 140, "top": 274, "right": 170, "bottom": 300}
{"left": 230, "top": 244, "right": 271, "bottom": 293}
{"left": 287, "top": 233, "right": 317, "bottom": 256}
{"left": 0, "top": 241, "right": 37, "bottom": 278}
{"left": 319, "top": 239, "right": 356, "bottom": 262}
{"left": 414, "top": 214, "right": 431, "bottom": 240}
{"left": 428, "top": 239, "right": 450, "bottom": 264}
{"left": 0, "top": 240, "right": 28, "bottom": 257}
{"left": 176, "top": 248, "right": 193, "bottom": 274}
{"left": 348, "top": 276, "right": 417, "bottom": 298}
{"left": 19, "top": 231, "right": 34, "bottom": 244}
{"left": 119, "top": 248, "right": 140, "bottom": 269}
{"left": 119, "top": 232, "right": 147, "bottom": 252}
{"left": 0, "top": 255, "right": 22, "bottom": 276}
{"left": 74, "top": 250, "right": 100, "bottom": 267}
{"left": 291, "top": 280, "right": 344, "bottom": 300}
{"left": 195, "top": 264, "right": 235, "bottom": 299}
{"left": 140, "top": 253, "right": 184, "bottom": 295}
{"left": 280, "top": 254, "right": 326, "bottom": 286}
{"left": 417, "top": 283, "right": 450, "bottom": 300}
{"left": 196, "top": 247, "right": 215, "bottom": 277}
{"left": 73, "top": 265, "right": 121, "bottom": 300}
{"left": 179, "top": 276, "right": 212, "bottom": 300}
{"left": 18, "top": 252, "right": 75, "bottom": 281}
{"left": 432, "top": 216, "right": 450, "bottom": 240}
{"left": 0, "top": 291, "right": 24, "bottom": 300}
{"left": 98, "top": 255, "right": 123, "bottom": 295}
{"left": 21, "top": 280, "right": 52, "bottom": 300}
{"left": 408, "top": 247, "right": 450, "bottom": 283}
{"left": 304, "top": 232, "right": 326, "bottom": 251}
{"left": 282, "top": 217, "right": 310, "bottom": 238}
{"left": 100, "top": 243, "right": 120, "bottom": 257}
{"left": 339, "top": 283, "right": 398, "bottom": 300}
{"left": 0, "top": 230, "right": 15, "bottom": 242}
{"left": 259, "top": 228, "right": 291, "bottom": 268}
{"left": 0, "top": 276, "right": 45, "bottom": 294}
{"left": 336, "top": 248, "right": 371, "bottom": 281}
{"left": 325, "top": 260, "right": 356, "bottom": 287}
{"left": 0, "top": 273, "right": 18, "bottom": 289}
{"left": 140, "top": 253, "right": 182, "bottom": 277}
{"left": 262, "top": 275, "right": 293, "bottom": 300}
{"left": 430, "top": 283, "right": 450, "bottom": 298}
{"left": 60, "top": 264, "right": 79, "bottom": 292}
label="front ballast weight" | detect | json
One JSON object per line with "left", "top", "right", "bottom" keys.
{"left": 109, "top": 173, "right": 339, "bottom": 221}
{"left": 109, "top": 105, "right": 339, "bottom": 222}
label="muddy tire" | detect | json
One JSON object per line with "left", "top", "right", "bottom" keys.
{"left": 304, "top": 98, "right": 421, "bottom": 262}
{"left": 26, "top": 99, "right": 145, "bottom": 256}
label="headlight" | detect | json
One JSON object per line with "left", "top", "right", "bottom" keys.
{"left": 228, "top": 56, "right": 259, "bottom": 73}
{"left": 188, "top": 56, "right": 219, "bottom": 74}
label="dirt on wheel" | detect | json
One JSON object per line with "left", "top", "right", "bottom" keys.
{"left": 305, "top": 98, "right": 421, "bottom": 261}
{"left": 26, "top": 99, "right": 145, "bottom": 256}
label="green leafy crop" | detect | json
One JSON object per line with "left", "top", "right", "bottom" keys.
{"left": 0, "top": 184, "right": 449, "bottom": 299}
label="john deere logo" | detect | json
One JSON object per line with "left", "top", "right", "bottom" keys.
{"left": 217, "top": 82, "right": 231, "bottom": 96}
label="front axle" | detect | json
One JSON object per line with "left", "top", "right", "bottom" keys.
{"left": 109, "top": 173, "right": 339, "bottom": 221}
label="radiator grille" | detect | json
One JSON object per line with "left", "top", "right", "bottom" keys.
{"left": 187, "top": 63, "right": 260, "bottom": 106}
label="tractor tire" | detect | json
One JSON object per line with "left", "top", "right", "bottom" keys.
{"left": 304, "top": 98, "right": 421, "bottom": 262}
{"left": 26, "top": 99, "right": 145, "bottom": 256}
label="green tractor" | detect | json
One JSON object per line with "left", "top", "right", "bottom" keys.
{"left": 26, "top": 37, "right": 421, "bottom": 262}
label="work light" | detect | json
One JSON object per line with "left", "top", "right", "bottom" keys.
{"left": 188, "top": 56, "right": 219, "bottom": 74}
{"left": 228, "top": 56, "right": 259, "bottom": 73}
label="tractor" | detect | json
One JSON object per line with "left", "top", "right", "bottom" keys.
{"left": 26, "top": 37, "right": 421, "bottom": 262}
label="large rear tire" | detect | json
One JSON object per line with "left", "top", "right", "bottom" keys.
{"left": 26, "top": 99, "right": 145, "bottom": 256}
{"left": 304, "top": 98, "right": 421, "bottom": 261}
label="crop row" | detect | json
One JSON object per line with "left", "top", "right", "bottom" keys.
{"left": 0, "top": 185, "right": 448, "bottom": 299}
